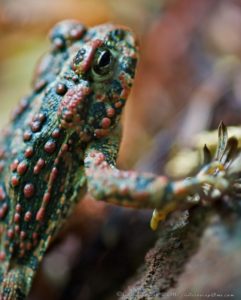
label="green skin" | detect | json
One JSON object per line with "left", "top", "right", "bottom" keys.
{"left": 0, "top": 20, "right": 229, "bottom": 299}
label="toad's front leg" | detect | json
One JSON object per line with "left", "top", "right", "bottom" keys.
{"left": 84, "top": 140, "right": 229, "bottom": 231}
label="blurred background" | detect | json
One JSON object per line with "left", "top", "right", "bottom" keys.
{"left": 1, "top": 0, "right": 241, "bottom": 299}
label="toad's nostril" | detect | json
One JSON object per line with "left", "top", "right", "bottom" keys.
{"left": 73, "top": 49, "right": 86, "bottom": 65}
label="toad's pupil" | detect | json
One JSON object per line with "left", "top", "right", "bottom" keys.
{"left": 93, "top": 49, "right": 113, "bottom": 76}
{"left": 97, "top": 50, "right": 111, "bottom": 68}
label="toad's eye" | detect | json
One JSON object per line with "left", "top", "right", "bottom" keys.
{"left": 92, "top": 48, "right": 115, "bottom": 78}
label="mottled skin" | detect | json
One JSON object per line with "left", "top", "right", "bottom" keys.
{"left": 0, "top": 21, "right": 230, "bottom": 299}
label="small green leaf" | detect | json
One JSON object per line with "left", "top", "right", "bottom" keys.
{"left": 215, "top": 121, "right": 228, "bottom": 161}
{"left": 203, "top": 144, "right": 212, "bottom": 165}
{"left": 220, "top": 137, "right": 238, "bottom": 166}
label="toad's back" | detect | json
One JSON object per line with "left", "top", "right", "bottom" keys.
{"left": 0, "top": 23, "right": 93, "bottom": 281}
{"left": 0, "top": 68, "right": 87, "bottom": 282}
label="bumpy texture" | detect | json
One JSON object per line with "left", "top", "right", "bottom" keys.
{"left": 0, "top": 20, "right": 138, "bottom": 299}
